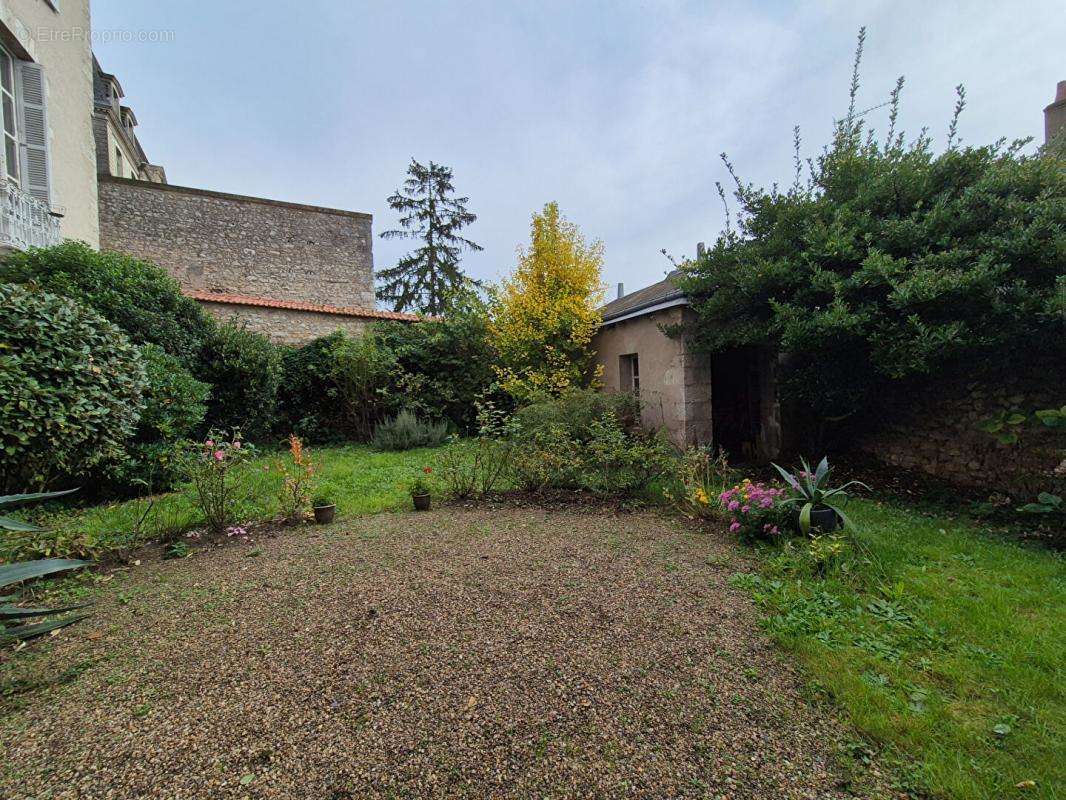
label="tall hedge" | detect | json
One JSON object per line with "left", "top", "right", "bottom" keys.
{"left": 0, "top": 241, "right": 214, "bottom": 369}
{"left": 200, "top": 320, "right": 281, "bottom": 441}
{"left": 0, "top": 284, "right": 147, "bottom": 491}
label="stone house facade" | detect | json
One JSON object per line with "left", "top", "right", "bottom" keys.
{"left": 592, "top": 271, "right": 784, "bottom": 457}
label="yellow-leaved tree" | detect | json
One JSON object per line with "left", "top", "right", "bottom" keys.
{"left": 491, "top": 202, "right": 605, "bottom": 402}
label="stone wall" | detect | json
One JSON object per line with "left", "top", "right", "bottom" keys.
{"left": 854, "top": 372, "right": 1064, "bottom": 500}
{"left": 98, "top": 176, "right": 375, "bottom": 309}
{"left": 199, "top": 302, "right": 370, "bottom": 347}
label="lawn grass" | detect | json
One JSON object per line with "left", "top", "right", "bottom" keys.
{"left": 732, "top": 498, "right": 1065, "bottom": 800}
{"left": 4, "top": 444, "right": 463, "bottom": 562}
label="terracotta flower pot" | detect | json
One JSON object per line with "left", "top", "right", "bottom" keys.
{"left": 312, "top": 504, "right": 336, "bottom": 524}
{"left": 412, "top": 493, "right": 431, "bottom": 511}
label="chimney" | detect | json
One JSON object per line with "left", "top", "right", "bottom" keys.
{"left": 617, "top": 282, "right": 625, "bottom": 299}
{"left": 1045, "top": 80, "right": 1066, "bottom": 145}
{"left": 696, "top": 241, "right": 706, "bottom": 258}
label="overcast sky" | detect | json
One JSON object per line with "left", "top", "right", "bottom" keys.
{"left": 92, "top": 0, "right": 1065, "bottom": 301}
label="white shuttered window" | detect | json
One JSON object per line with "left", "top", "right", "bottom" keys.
{"left": 15, "top": 60, "right": 50, "bottom": 206}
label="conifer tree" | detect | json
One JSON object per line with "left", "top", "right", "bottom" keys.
{"left": 377, "top": 159, "right": 482, "bottom": 315}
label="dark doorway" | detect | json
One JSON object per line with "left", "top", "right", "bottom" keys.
{"left": 711, "top": 346, "right": 764, "bottom": 461}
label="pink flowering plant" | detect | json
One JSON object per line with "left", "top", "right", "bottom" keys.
{"left": 719, "top": 478, "right": 791, "bottom": 541}
{"left": 179, "top": 432, "right": 254, "bottom": 534}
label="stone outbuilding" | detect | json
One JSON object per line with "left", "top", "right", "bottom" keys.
{"left": 592, "top": 271, "right": 783, "bottom": 459}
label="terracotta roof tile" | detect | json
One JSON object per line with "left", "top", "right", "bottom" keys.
{"left": 185, "top": 291, "right": 428, "bottom": 322}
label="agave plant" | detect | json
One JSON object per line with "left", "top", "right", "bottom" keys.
{"left": 771, "top": 456, "right": 870, "bottom": 534}
{"left": 1, "top": 489, "right": 90, "bottom": 643}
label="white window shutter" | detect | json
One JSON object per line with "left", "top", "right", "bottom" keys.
{"left": 16, "top": 61, "right": 51, "bottom": 206}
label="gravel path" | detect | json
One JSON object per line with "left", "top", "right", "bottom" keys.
{"left": 1, "top": 508, "right": 888, "bottom": 799}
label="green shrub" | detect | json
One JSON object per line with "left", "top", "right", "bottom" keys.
{"left": 105, "top": 344, "right": 210, "bottom": 493}
{"left": 438, "top": 403, "right": 514, "bottom": 499}
{"left": 199, "top": 320, "right": 281, "bottom": 441}
{"left": 678, "top": 47, "right": 1065, "bottom": 426}
{"left": 376, "top": 288, "right": 498, "bottom": 432}
{"left": 512, "top": 388, "right": 640, "bottom": 443}
{"left": 0, "top": 284, "right": 147, "bottom": 491}
{"left": 507, "top": 391, "right": 674, "bottom": 497}
{"left": 0, "top": 241, "right": 214, "bottom": 369}
{"left": 177, "top": 434, "right": 254, "bottom": 534}
{"left": 330, "top": 330, "right": 395, "bottom": 440}
{"left": 276, "top": 331, "right": 346, "bottom": 442}
{"left": 372, "top": 409, "right": 448, "bottom": 451}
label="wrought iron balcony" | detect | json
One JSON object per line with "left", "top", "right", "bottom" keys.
{"left": 0, "top": 182, "right": 61, "bottom": 252}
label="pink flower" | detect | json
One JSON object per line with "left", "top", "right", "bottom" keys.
{"left": 205, "top": 439, "right": 215, "bottom": 448}
{"left": 729, "top": 521, "right": 741, "bottom": 533}
{"left": 213, "top": 450, "right": 225, "bottom": 461}
{"left": 728, "top": 500, "right": 740, "bottom": 511}
{"left": 741, "top": 505, "right": 750, "bottom": 513}
{"left": 233, "top": 441, "right": 241, "bottom": 449}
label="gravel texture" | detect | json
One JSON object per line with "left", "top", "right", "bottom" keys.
{"left": 1, "top": 508, "right": 889, "bottom": 798}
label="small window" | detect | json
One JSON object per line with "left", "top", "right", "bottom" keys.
{"left": 620, "top": 353, "right": 640, "bottom": 395}
{"left": 115, "top": 146, "right": 123, "bottom": 177}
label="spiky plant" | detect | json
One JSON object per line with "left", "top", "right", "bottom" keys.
{"left": 1, "top": 490, "right": 90, "bottom": 643}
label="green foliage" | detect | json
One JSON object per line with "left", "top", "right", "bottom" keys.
{"left": 733, "top": 498, "right": 1066, "bottom": 800}
{"left": 1, "top": 557, "right": 90, "bottom": 642}
{"left": 410, "top": 467, "right": 433, "bottom": 496}
{"left": 278, "top": 296, "right": 498, "bottom": 441}
{"left": 199, "top": 321, "right": 281, "bottom": 441}
{"left": 28, "top": 444, "right": 473, "bottom": 562}
{"left": 508, "top": 390, "right": 673, "bottom": 497}
{"left": 438, "top": 404, "right": 514, "bottom": 499}
{"left": 276, "top": 331, "right": 346, "bottom": 442}
{"left": 667, "top": 446, "right": 734, "bottom": 520}
{"left": 0, "top": 241, "right": 213, "bottom": 369}
{"left": 0, "top": 491, "right": 90, "bottom": 642}
{"left": 377, "top": 159, "right": 482, "bottom": 315}
{"left": 177, "top": 434, "right": 254, "bottom": 534}
{"left": 512, "top": 388, "right": 640, "bottom": 441}
{"left": 1018, "top": 492, "right": 1062, "bottom": 515}
{"left": 0, "top": 284, "right": 147, "bottom": 492}
{"left": 105, "top": 345, "right": 210, "bottom": 493}
{"left": 311, "top": 482, "right": 337, "bottom": 507}
{"left": 375, "top": 288, "right": 498, "bottom": 432}
{"left": 678, "top": 42, "right": 1065, "bottom": 424}
{"left": 329, "top": 330, "right": 395, "bottom": 440}
{"left": 372, "top": 409, "right": 448, "bottom": 452}
{"left": 772, "top": 456, "right": 870, "bottom": 533}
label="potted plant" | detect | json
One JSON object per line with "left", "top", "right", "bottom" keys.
{"left": 311, "top": 483, "right": 337, "bottom": 524}
{"left": 772, "top": 456, "right": 870, "bottom": 534}
{"left": 411, "top": 467, "right": 433, "bottom": 511}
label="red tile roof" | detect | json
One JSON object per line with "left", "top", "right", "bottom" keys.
{"left": 185, "top": 290, "right": 427, "bottom": 322}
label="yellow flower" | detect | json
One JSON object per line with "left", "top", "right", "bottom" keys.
{"left": 695, "top": 487, "right": 709, "bottom": 505}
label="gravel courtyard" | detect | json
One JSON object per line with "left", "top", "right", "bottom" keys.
{"left": 1, "top": 508, "right": 886, "bottom": 799}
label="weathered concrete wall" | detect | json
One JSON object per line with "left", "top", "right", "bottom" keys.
{"left": 592, "top": 306, "right": 712, "bottom": 447}
{"left": 855, "top": 372, "right": 1065, "bottom": 500}
{"left": 97, "top": 176, "right": 375, "bottom": 309}
{"left": 3, "top": 0, "right": 99, "bottom": 246}
{"left": 199, "top": 301, "right": 370, "bottom": 347}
